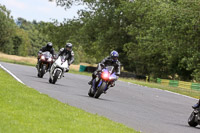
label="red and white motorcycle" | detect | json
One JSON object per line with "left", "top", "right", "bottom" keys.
{"left": 37, "top": 51, "right": 54, "bottom": 78}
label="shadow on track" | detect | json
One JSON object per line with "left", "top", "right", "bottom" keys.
{"left": 170, "top": 123, "right": 200, "bottom": 130}
{"left": 32, "top": 80, "right": 68, "bottom": 87}
{"left": 76, "top": 94, "right": 116, "bottom": 103}
{"left": 23, "top": 74, "right": 40, "bottom": 78}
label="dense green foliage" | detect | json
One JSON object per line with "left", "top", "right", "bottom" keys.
{"left": 53, "top": 0, "right": 200, "bottom": 81}
{"left": 1, "top": 0, "right": 200, "bottom": 81}
{"left": 0, "top": 4, "right": 15, "bottom": 54}
{"left": 0, "top": 4, "right": 48, "bottom": 56}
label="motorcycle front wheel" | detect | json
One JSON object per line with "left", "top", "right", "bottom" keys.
{"left": 40, "top": 65, "right": 46, "bottom": 78}
{"left": 94, "top": 82, "right": 106, "bottom": 99}
{"left": 52, "top": 70, "right": 61, "bottom": 84}
{"left": 37, "top": 64, "right": 46, "bottom": 78}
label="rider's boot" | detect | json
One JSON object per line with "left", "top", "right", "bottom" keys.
{"left": 103, "top": 87, "right": 109, "bottom": 94}
{"left": 36, "top": 63, "right": 39, "bottom": 69}
{"left": 88, "top": 72, "right": 97, "bottom": 85}
{"left": 88, "top": 79, "right": 93, "bottom": 85}
{"left": 36, "top": 59, "right": 40, "bottom": 68}
{"left": 110, "top": 82, "right": 115, "bottom": 87}
{"left": 103, "top": 82, "right": 115, "bottom": 94}
{"left": 62, "top": 69, "right": 69, "bottom": 77}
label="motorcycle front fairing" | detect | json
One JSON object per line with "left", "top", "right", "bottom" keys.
{"left": 94, "top": 67, "right": 117, "bottom": 92}
{"left": 40, "top": 52, "right": 52, "bottom": 62}
{"left": 38, "top": 52, "right": 53, "bottom": 76}
{"left": 51, "top": 56, "right": 69, "bottom": 79}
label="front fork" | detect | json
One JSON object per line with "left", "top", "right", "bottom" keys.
{"left": 50, "top": 64, "right": 62, "bottom": 79}
{"left": 96, "top": 79, "right": 108, "bottom": 92}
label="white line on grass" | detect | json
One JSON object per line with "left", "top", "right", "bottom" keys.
{"left": 0, "top": 64, "right": 24, "bottom": 84}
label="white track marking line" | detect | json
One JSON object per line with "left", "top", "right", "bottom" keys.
{"left": 0, "top": 64, "right": 24, "bottom": 84}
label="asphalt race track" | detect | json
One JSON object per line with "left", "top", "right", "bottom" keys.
{"left": 1, "top": 62, "right": 200, "bottom": 133}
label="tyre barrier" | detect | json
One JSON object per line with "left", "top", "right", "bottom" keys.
{"left": 79, "top": 65, "right": 96, "bottom": 73}
{"left": 79, "top": 65, "right": 87, "bottom": 72}
{"left": 79, "top": 65, "right": 146, "bottom": 80}
{"left": 157, "top": 78, "right": 200, "bottom": 90}
{"left": 85, "top": 66, "right": 97, "bottom": 73}
{"left": 120, "top": 72, "right": 146, "bottom": 80}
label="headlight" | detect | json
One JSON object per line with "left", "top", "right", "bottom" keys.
{"left": 41, "top": 55, "right": 45, "bottom": 60}
{"left": 48, "top": 58, "right": 52, "bottom": 62}
{"left": 109, "top": 75, "right": 116, "bottom": 80}
{"left": 101, "top": 72, "right": 110, "bottom": 81}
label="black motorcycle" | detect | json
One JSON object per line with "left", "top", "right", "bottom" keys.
{"left": 188, "top": 105, "right": 200, "bottom": 127}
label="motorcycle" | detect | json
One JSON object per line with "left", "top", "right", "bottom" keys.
{"left": 49, "top": 55, "right": 69, "bottom": 84}
{"left": 37, "top": 51, "right": 54, "bottom": 78}
{"left": 188, "top": 106, "right": 200, "bottom": 127}
{"left": 88, "top": 66, "right": 117, "bottom": 98}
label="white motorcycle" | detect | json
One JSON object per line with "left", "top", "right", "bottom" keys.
{"left": 49, "top": 55, "right": 69, "bottom": 84}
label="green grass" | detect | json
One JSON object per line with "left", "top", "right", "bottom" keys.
{"left": 0, "top": 68, "right": 138, "bottom": 133}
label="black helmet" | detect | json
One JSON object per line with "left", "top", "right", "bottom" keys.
{"left": 110, "top": 50, "right": 119, "bottom": 62}
{"left": 46, "top": 42, "right": 53, "bottom": 48}
{"left": 66, "top": 43, "right": 73, "bottom": 51}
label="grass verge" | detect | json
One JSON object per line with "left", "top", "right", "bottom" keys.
{"left": 0, "top": 68, "right": 138, "bottom": 133}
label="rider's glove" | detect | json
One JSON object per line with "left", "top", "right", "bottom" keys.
{"left": 100, "top": 63, "right": 105, "bottom": 68}
{"left": 38, "top": 51, "right": 42, "bottom": 56}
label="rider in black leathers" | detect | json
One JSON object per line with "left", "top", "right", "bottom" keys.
{"left": 38, "top": 42, "right": 55, "bottom": 55}
{"left": 88, "top": 50, "right": 120, "bottom": 87}
{"left": 58, "top": 43, "right": 75, "bottom": 72}
{"left": 192, "top": 99, "right": 200, "bottom": 109}
{"left": 37, "top": 42, "right": 55, "bottom": 69}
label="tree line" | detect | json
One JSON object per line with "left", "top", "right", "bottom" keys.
{"left": 1, "top": 0, "right": 200, "bottom": 82}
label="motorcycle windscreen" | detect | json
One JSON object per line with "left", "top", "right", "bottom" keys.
{"left": 60, "top": 56, "right": 69, "bottom": 69}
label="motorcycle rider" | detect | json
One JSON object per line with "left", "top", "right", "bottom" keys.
{"left": 88, "top": 50, "right": 120, "bottom": 88}
{"left": 58, "top": 43, "right": 74, "bottom": 72}
{"left": 36, "top": 42, "right": 55, "bottom": 70}
{"left": 192, "top": 99, "right": 200, "bottom": 109}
